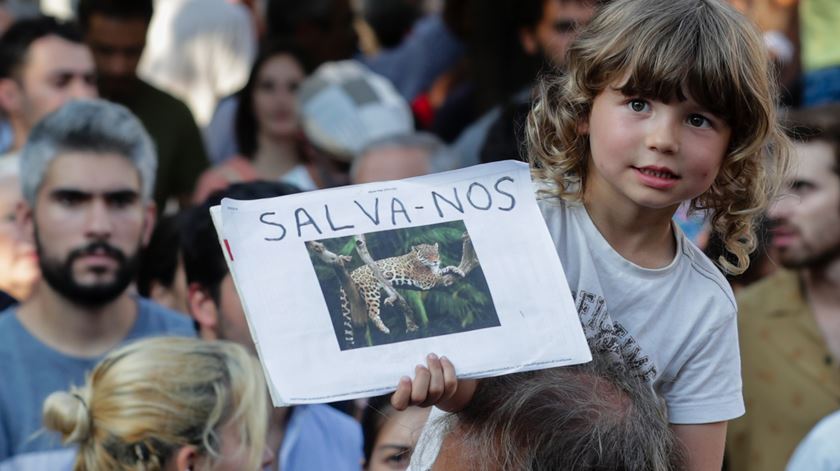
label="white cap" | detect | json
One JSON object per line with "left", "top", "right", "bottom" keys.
{"left": 298, "top": 60, "right": 414, "bottom": 162}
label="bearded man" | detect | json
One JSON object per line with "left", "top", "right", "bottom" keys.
{"left": 0, "top": 100, "right": 193, "bottom": 468}
{"left": 727, "top": 104, "right": 840, "bottom": 471}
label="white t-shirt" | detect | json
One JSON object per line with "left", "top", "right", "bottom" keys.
{"left": 409, "top": 193, "right": 744, "bottom": 469}
{"left": 786, "top": 410, "right": 840, "bottom": 471}
{"left": 280, "top": 164, "right": 318, "bottom": 192}
{"left": 539, "top": 195, "right": 744, "bottom": 424}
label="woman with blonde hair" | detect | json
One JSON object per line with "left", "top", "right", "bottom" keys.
{"left": 43, "top": 337, "right": 272, "bottom": 471}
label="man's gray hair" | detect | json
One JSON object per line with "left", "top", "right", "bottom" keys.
{"left": 19, "top": 99, "right": 157, "bottom": 206}
{"left": 430, "top": 355, "right": 685, "bottom": 470}
{"left": 352, "top": 132, "right": 458, "bottom": 180}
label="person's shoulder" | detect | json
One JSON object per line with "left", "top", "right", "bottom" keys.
{"left": 300, "top": 404, "right": 362, "bottom": 433}
{"left": 0, "top": 306, "right": 16, "bottom": 323}
{"left": 787, "top": 410, "right": 840, "bottom": 471}
{"left": 135, "top": 297, "right": 196, "bottom": 337}
{"left": 137, "top": 80, "right": 197, "bottom": 118}
{"left": 811, "top": 410, "right": 840, "bottom": 436}
{"left": 677, "top": 234, "right": 737, "bottom": 314}
{"left": 0, "top": 308, "right": 17, "bottom": 358}
{"left": 736, "top": 269, "right": 799, "bottom": 319}
{"left": 290, "top": 405, "right": 363, "bottom": 466}
{"left": 0, "top": 307, "right": 20, "bottom": 337}
{"left": 535, "top": 187, "right": 585, "bottom": 236}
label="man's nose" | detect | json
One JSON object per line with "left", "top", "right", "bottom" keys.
{"left": 767, "top": 193, "right": 796, "bottom": 221}
{"left": 84, "top": 199, "right": 112, "bottom": 239}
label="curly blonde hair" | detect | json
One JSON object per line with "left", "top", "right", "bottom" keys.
{"left": 527, "top": 0, "right": 791, "bottom": 275}
{"left": 42, "top": 337, "right": 269, "bottom": 471}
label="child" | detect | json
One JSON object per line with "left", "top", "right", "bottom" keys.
{"left": 393, "top": 0, "right": 792, "bottom": 469}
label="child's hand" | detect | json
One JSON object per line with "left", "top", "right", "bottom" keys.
{"left": 391, "top": 353, "right": 477, "bottom": 412}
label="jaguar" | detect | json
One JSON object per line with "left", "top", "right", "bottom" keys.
{"left": 339, "top": 243, "right": 464, "bottom": 346}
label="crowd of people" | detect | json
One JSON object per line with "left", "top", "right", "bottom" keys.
{"left": 0, "top": 0, "right": 838, "bottom": 469}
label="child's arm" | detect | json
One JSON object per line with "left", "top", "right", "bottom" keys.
{"left": 672, "top": 422, "right": 727, "bottom": 471}
{"left": 390, "top": 353, "right": 477, "bottom": 412}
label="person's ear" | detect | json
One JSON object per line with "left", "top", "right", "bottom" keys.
{"left": 577, "top": 115, "right": 590, "bottom": 135}
{"left": 140, "top": 200, "right": 157, "bottom": 247}
{"left": 0, "top": 78, "right": 22, "bottom": 114}
{"left": 519, "top": 27, "right": 539, "bottom": 56}
{"left": 188, "top": 282, "right": 219, "bottom": 340}
{"left": 172, "top": 445, "right": 201, "bottom": 471}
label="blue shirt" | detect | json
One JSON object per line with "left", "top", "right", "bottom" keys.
{"left": 278, "top": 404, "right": 364, "bottom": 471}
{"left": 0, "top": 297, "right": 195, "bottom": 465}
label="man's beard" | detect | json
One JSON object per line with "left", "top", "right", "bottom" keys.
{"left": 36, "top": 232, "right": 141, "bottom": 308}
{"left": 778, "top": 243, "right": 840, "bottom": 270}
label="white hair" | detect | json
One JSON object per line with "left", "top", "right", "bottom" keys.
{"left": 19, "top": 99, "right": 157, "bottom": 206}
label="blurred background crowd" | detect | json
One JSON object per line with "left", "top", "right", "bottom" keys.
{"left": 0, "top": 0, "right": 838, "bottom": 470}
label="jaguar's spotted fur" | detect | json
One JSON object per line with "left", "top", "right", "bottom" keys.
{"left": 339, "top": 243, "right": 464, "bottom": 346}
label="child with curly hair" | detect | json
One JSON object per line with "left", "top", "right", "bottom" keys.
{"left": 394, "top": 0, "right": 792, "bottom": 469}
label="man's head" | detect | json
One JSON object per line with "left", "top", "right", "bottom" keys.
{"left": 468, "top": 0, "right": 602, "bottom": 112}
{"left": 0, "top": 17, "right": 97, "bottom": 146}
{"left": 136, "top": 214, "right": 189, "bottom": 314}
{"left": 518, "top": 0, "right": 600, "bottom": 68}
{"left": 432, "top": 356, "right": 684, "bottom": 470}
{"left": 77, "top": 0, "right": 153, "bottom": 98}
{"left": 351, "top": 133, "right": 456, "bottom": 184}
{"left": 266, "top": 0, "right": 357, "bottom": 67}
{"left": 361, "top": 0, "right": 422, "bottom": 50}
{"left": 769, "top": 105, "right": 840, "bottom": 270}
{"left": 18, "top": 99, "right": 157, "bottom": 308}
{"left": 181, "top": 181, "right": 300, "bottom": 351}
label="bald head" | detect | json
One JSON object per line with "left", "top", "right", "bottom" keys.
{"left": 353, "top": 146, "right": 430, "bottom": 184}
{"left": 351, "top": 132, "right": 455, "bottom": 184}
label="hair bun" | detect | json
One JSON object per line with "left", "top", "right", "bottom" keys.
{"left": 43, "top": 390, "right": 92, "bottom": 443}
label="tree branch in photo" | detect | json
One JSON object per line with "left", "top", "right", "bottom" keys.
{"left": 443, "top": 232, "right": 478, "bottom": 285}
{"left": 307, "top": 241, "right": 367, "bottom": 327}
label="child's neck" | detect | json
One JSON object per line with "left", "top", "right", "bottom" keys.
{"left": 583, "top": 193, "right": 678, "bottom": 269}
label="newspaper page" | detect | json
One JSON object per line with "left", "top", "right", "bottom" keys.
{"left": 211, "top": 160, "right": 591, "bottom": 406}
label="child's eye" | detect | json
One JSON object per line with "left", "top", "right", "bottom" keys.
{"left": 627, "top": 99, "right": 649, "bottom": 113}
{"left": 687, "top": 114, "right": 712, "bottom": 128}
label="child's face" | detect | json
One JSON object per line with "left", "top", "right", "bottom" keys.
{"left": 581, "top": 84, "right": 731, "bottom": 213}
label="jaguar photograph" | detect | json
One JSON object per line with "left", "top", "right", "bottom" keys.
{"left": 306, "top": 220, "right": 500, "bottom": 350}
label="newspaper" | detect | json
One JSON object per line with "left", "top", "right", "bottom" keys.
{"left": 210, "top": 160, "right": 591, "bottom": 406}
